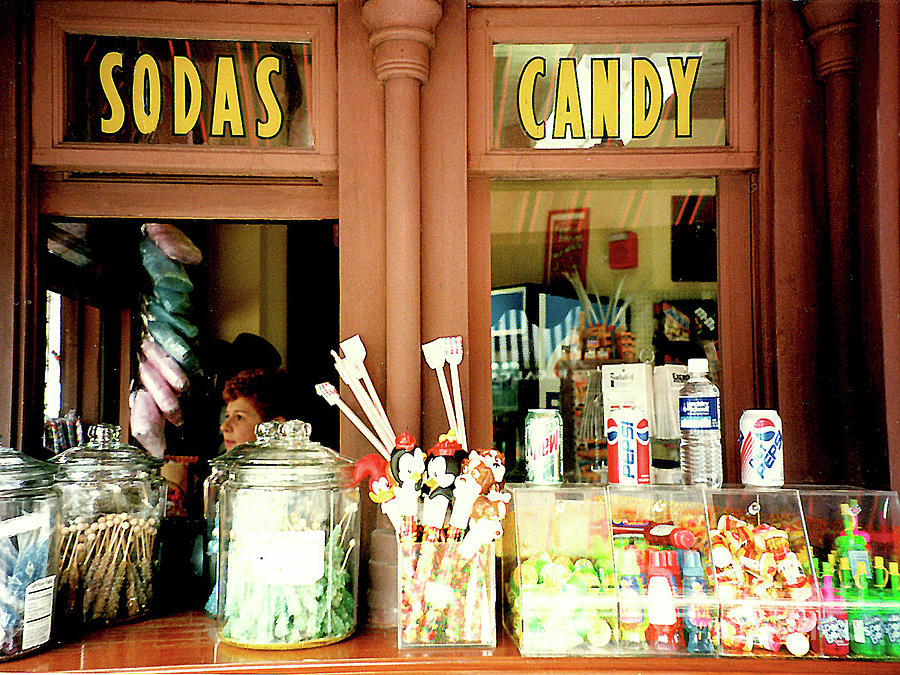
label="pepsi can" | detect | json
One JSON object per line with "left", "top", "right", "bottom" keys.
{"left": 524, "top": 409, "right": 563, "bottom": 484}
{"left": 739, "top": 410, "right": 784, "bottom": 487}
{"left": 605, "top": 407, "right": 650, "bottom": 485}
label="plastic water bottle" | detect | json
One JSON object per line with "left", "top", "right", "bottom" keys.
{"left": 678, "top": 358, "right": 723, "bottom": 487}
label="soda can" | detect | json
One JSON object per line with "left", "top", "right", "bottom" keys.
{"left": 739, "top": 409, "right": 784, "bottom": 487}
{"left": 524, "top": 409, "right": 563, "bottom": 484}
{"left": 605, "top": 407, "right": 650, "bottom": 485}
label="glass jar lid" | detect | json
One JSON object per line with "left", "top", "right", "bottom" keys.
{"left": 220, "top": 420, "right": 352, "bottom": 488}
{"left": 0, "top": 442, "right": 57, "bottom": 493}
{"left": 51, "top": 423, "right": 164, "bottom": 481}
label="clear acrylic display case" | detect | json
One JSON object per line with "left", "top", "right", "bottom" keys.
{"left": 798, "top": 487, "right": 900, "bottom": 660}
{"left": 607, "top": 486, "right": 718, "bottom": 656}
{"left": 502, "top": 484, "right": 617, "bottom": 656}
{"left": 500, "top": 484, "right": 900, "bottom": 660}
{"left": 705, "top": 488, "right": 820, "bottom": 657}
{"left": 398, "top": 540, "right": 496, "bottom": 648}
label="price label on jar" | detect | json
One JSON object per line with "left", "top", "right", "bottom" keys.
{"left": 240, "top": 530, "right": 326, "bottom": 586}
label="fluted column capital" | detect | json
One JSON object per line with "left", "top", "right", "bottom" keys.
{"left": 801, "top": 0, "right": 858, "bottom": 79}
{"left": 362, "top": 0, "right": 442, "bottom": 84}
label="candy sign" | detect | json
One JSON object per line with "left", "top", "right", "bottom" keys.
{"left": 516, "top": 54, "right": 702, "bottom": 145}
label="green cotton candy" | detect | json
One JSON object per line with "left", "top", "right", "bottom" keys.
{"left": 145, "top": 298, "right": 198, "bottom": 339}
{"left": 147, "top": 321, "right": 201, "bottom": 375}
{"left": 140, "top": 238, "right": 194, "bottom": 293}
{"left": 154, "top": 287, "right": 193, "bottom": 316}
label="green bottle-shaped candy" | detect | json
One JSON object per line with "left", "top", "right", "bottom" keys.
{"left": 848, "top": 560, "right": 886, "bottom": 656}
{"left": 885, "top": 561, "right": 900, "bottom": 658}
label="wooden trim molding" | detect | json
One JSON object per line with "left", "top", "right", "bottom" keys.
{"left": 31, "top": 0, "right": 337, "bottom": 178}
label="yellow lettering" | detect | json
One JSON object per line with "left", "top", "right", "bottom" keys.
{"left": 132, "top": 54, "right": 161, "bottom": 135}
{"left": 632, "top": 57, "right": 662, "bottom": 138}
{"left": 173, "top": 55, "right": 202, "bottom": 135}
{"left": 552, "top": 58, "right": 584, "bottom": 139}
{"left": 99, "top": 52, "right": 125, "bottom": 134}
{"left": 255, "top": 56, "right": 283, "bottom": 140}
{"left": 517, "top": 57, "right": 545, "bottom": 141}
{"left": 211, "top": 56, "right": 244, "bottom": 137}
{"left": 591, "top": 58, "right": 619, "bottom": 139}
{"left": 668, "top": 56, "right": 701, "bottom": 138}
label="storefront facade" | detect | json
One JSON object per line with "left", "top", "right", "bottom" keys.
{"left": 1, "top": 0, "right": 898, "bottom": 489}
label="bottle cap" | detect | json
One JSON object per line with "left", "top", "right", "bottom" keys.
{"left": 687, "top": 358, "right": 709, "bottom": 375}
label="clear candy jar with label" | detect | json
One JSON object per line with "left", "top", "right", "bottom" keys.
{"left": 50, "top": 423, "right": 165, "bottom": 634}
{"left": 217, "top": 420, "right": 359, "bottom": 649}
{"left": 0, "top": 443, "right": 60, "bottom": 661}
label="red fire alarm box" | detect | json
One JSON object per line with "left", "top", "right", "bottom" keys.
{"left": 608, "top": 231, "right": 638, "bottom": 269}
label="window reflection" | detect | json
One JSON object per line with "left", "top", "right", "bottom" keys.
{"left": 490, "top": 178, "right": 719, "bottom": 481}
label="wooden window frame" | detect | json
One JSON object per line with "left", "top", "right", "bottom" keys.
{"left": 32, "top": 0, "right": 337, "bottom": 178}
{"left": 467, "top": 6, "right": 758, "bottom": 481}
{"left": 467, "top": 5, "right": 758, "bottom": 177}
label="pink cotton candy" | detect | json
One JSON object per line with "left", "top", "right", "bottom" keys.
{"left": 143, "top": 223, "right": 202, "bottom": 265}
{"left": 141, "top": 338, "right": 189, "bottom": 393}
{"left": 139, "top": 359, "right": 183, "bottom": 426}
{"left": 129, "top": 388, "right": 166, "bottom": 457}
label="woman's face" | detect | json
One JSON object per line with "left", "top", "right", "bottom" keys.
{"left": 220, "top": 396, "right": 264, "bottom": 450}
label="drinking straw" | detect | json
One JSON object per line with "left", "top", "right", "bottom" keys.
{"left": 315, "top": 382, "right": 390, "bottom": 460}
{"left": 422, "top": 339, "right": 457, "bottom": 433}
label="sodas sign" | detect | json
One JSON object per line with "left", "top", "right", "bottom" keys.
{"left": 98, "top": 51, "right": 285, "bottom": 139}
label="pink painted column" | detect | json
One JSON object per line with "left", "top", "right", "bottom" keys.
{"left": 801, "top": 0, "right": 861, "bottom": 481}
{"left": 362, "top": 0, "right": 442, "bottom": 443}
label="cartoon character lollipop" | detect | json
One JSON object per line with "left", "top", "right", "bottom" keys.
{"left": 389, "top": 432, "right": 426, "bottom": 541}
{"left": 446, "top": 450, "right": 496, "bottom": 542}
{"left": 350, "top": 453, "right": 401, "bottom": 530}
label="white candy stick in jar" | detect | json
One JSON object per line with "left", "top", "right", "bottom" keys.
{"left": 445, "top": 336, "right": 467, "bottom": 451}
{"left": 331, "top": 351, "right": 395, "bottom": 451}
{"left": 422, "top": 338, "right": 457, "bottom": 433}
{"left": 340, "top": 335, "right": 396, "bottom": 440}
{"left": 315, "top": 382, "right": 390, "bottom": 460}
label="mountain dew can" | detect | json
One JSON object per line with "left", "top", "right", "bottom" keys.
{"left": 525, "top": 409, "right": 563, "bottom": 484}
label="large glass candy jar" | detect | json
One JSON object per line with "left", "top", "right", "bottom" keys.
{"left": 217, "top": 420, "right": 359, "bottom": 649}
{"left": 51, "top": 424, "right": 165, "bottom": 633}
{"left": 0, "top": 444, "right": 60, "bottom": 660}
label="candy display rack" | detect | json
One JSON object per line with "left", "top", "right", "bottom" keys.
{"left": 503, "top": 484, "right": 617, "bottom": 656}
{"left": 607, "top": 485, "right": 718, "bottom": 656}
{"left": 798, "top": 487, "right": 900, "bottom": 659}
{"left": 398, "top": 540, "right": 496, "bottom": 648}
{"left": 704, "top": 488, "right": 820, "bottom": 657}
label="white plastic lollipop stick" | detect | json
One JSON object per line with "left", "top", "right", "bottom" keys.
{"left": 340, "top": 335, "right": 396, "bottom": 440}
{"left": 315, "top": 382, "right": 390, "bottom": 460}
{"left": 348, "top": 357, "right": 396, "bottom": 442}
{"left": 422, "top": 338, "right": 457, "bottom": 433}
{"left": 330, "top": 352, "right": 395, "bottom": 451}
{"left": 445, "top": 336, "right": 467, "bottom": 451}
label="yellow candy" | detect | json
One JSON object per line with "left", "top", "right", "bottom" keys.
{"left": 586, "top": 618, "right": 612, "bottom": 648}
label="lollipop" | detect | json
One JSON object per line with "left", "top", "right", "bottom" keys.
{"left": 389, "top": 432, "right": 425, "bottom": 542}
{"left": 446, "top": 451, "right": 496, "bottom": 542}
{"left": 350, "top": 453, "right": 401, "bottom": 530}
